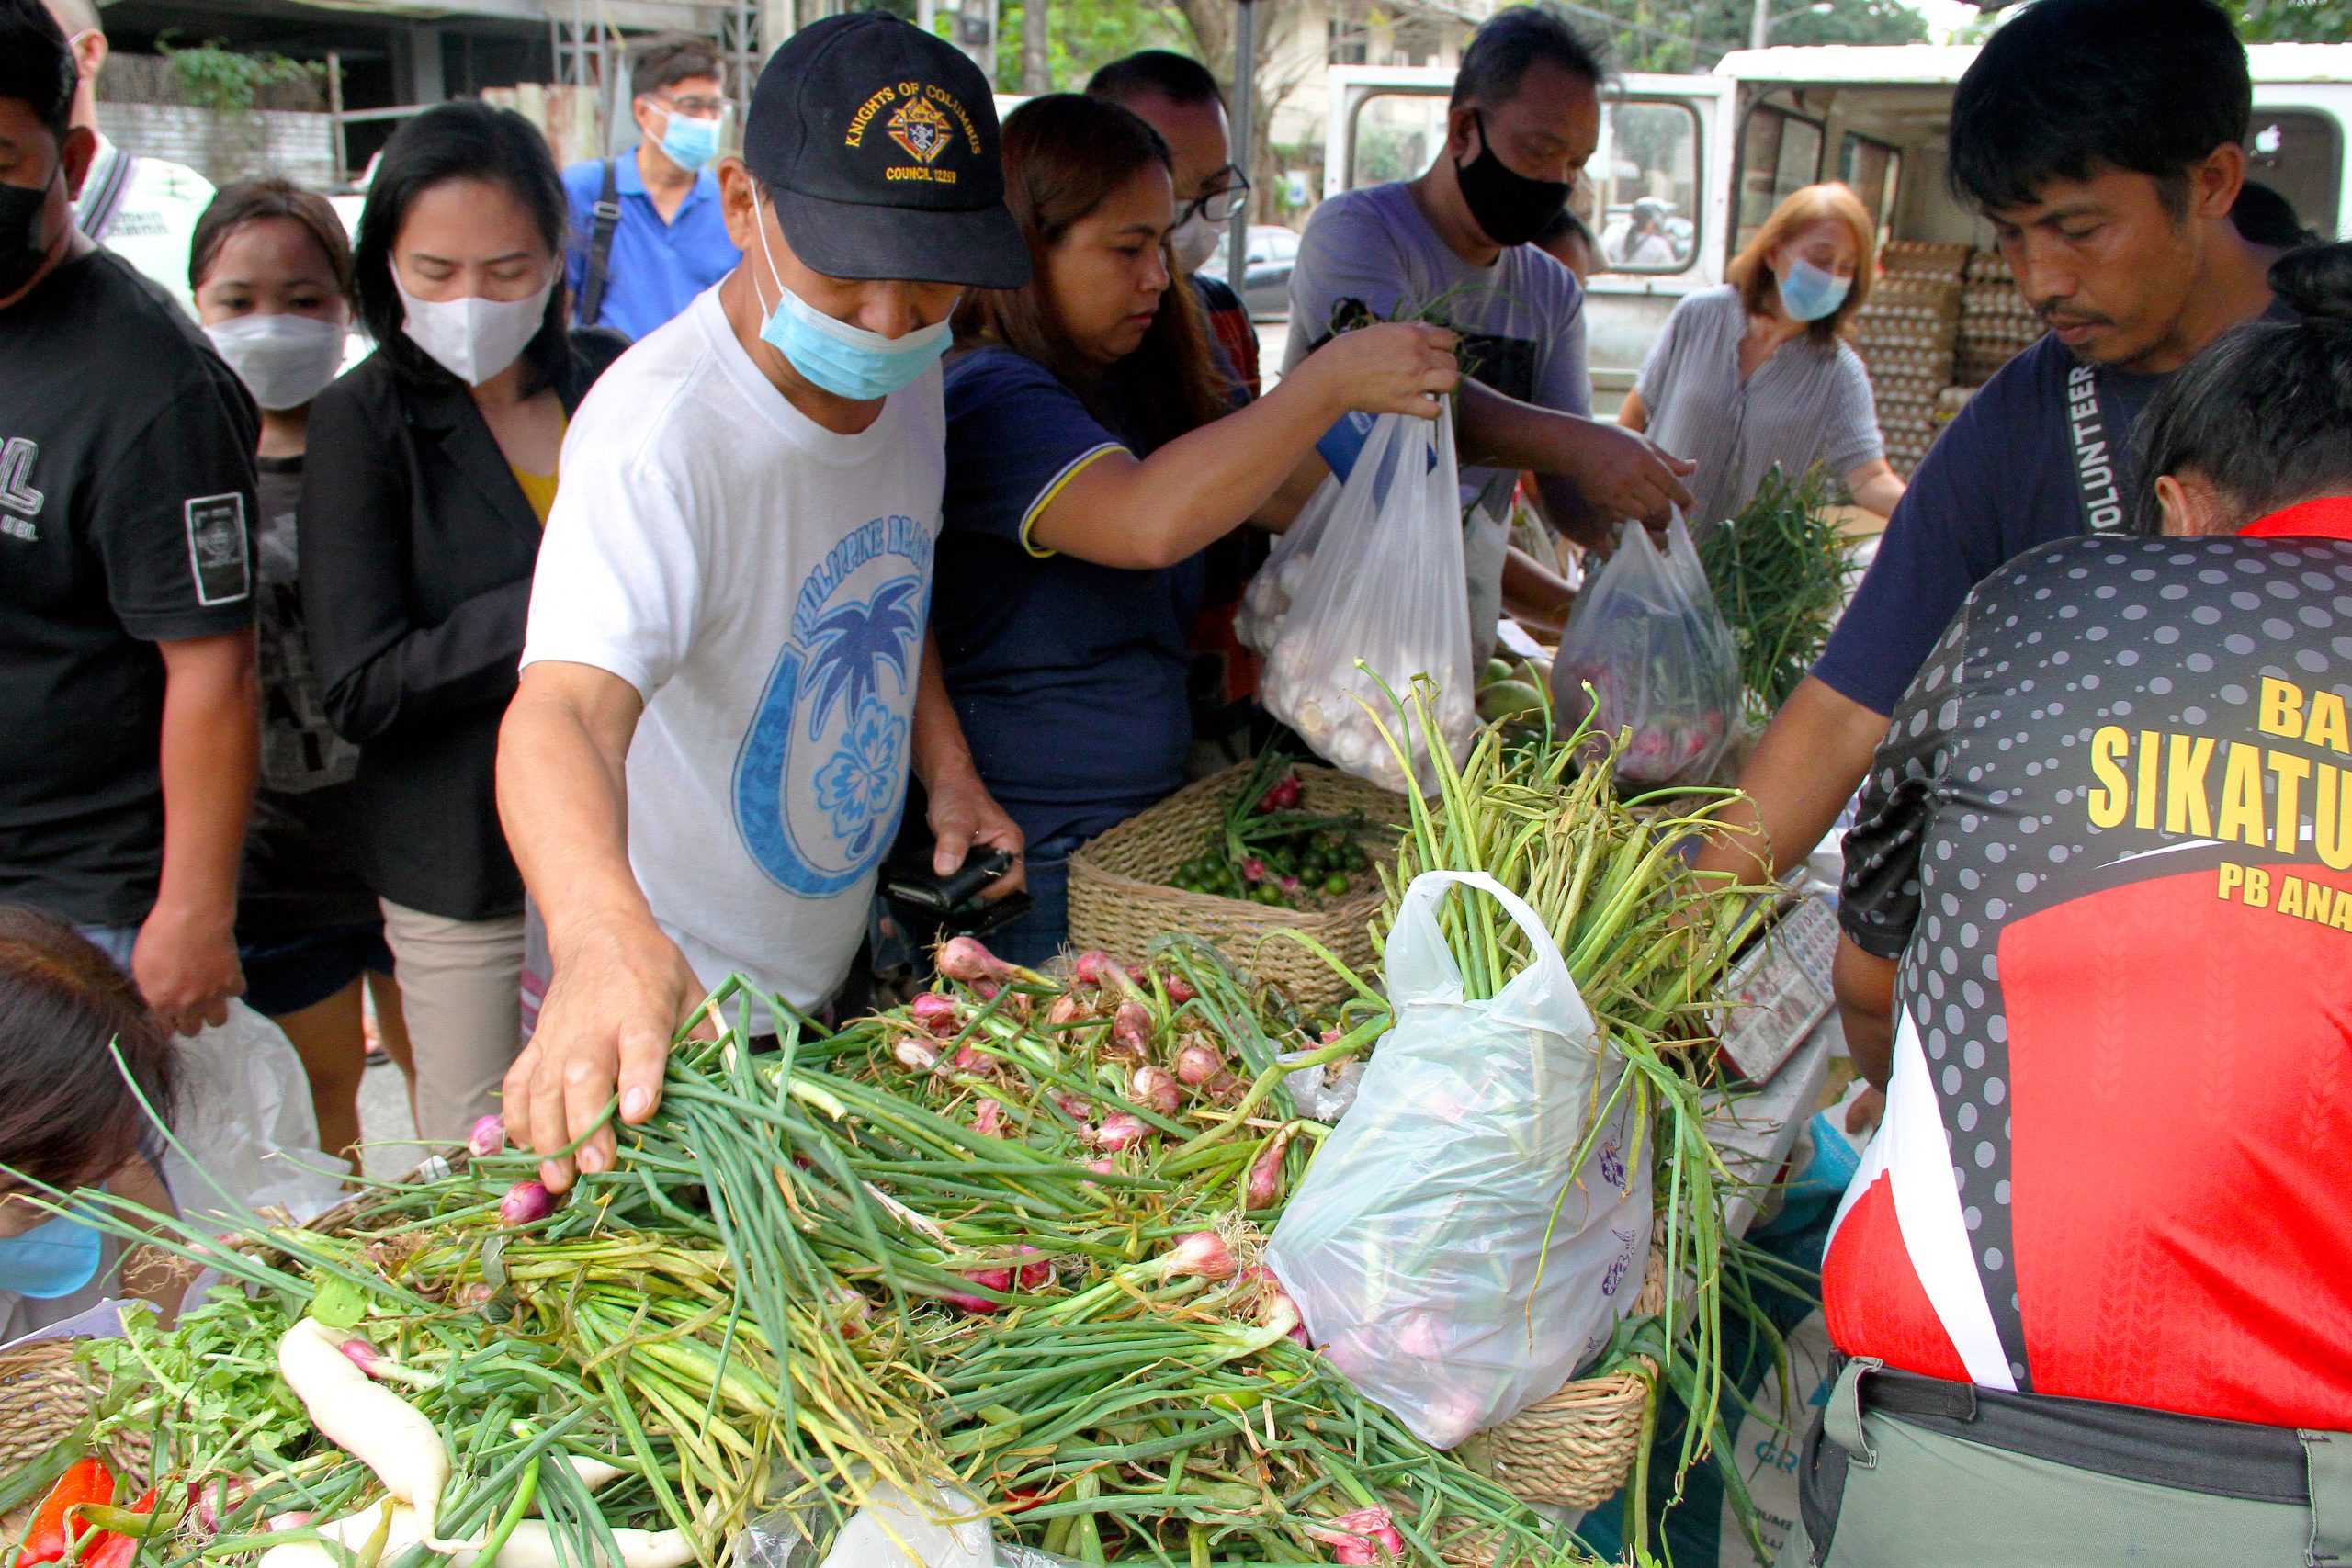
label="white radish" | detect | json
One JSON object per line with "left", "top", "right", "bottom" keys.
{"left": 277, "top": 1317, "right": 451, "bottom": 1535}
{"left": 263, "top": 1491, "right": 692, "bottom": 1568}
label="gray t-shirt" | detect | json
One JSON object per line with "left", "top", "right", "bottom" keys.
{"left": 1284, "top": 182, "right": 1589, "bottom": 657}
{"left": 1634, "top": 285, "right": 1883, "bottom": 529}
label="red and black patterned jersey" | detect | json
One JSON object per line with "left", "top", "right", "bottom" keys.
{"left": 1826, "top": 501, "right": 2352, "bottom": 1429}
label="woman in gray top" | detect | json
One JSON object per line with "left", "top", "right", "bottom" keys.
{"left": 1619, "top": 183, "right": 1906, "bottom": 527}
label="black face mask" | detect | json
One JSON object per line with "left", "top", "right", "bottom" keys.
{"left": 0, "top": 175, "right": 56, "bottom": 299}
{"left": 1454, "top": 109, "right": 1571, "bottom": 249}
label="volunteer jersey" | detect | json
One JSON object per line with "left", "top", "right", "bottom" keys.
{"left": 1827, "top": 508, "right": 2352, "bottom": 1431}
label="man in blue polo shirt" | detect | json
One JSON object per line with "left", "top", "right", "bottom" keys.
{"left": 562, "top": 33, "right": 741, "bottom": 340}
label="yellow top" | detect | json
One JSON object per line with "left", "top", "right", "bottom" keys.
{"left": 512, "top": 463, "right": 559, "bottom": 526}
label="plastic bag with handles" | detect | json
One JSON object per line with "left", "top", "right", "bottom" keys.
{"left": 1266, "top": 871, "right": 1652, "bottom": 1450}
{"left": 1550, "top": 516, "right": 1741, "bottom": 787}
{"left": 1258, "top": 407, "right": 1474, "bottom": 794}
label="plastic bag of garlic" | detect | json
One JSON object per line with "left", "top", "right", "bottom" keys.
{"left": 1259, "top": 405, "right": 1475, "bottom": 794}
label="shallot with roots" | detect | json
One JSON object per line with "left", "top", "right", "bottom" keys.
{"left": 498, "top": 1179, "right": 556, "bottom": 1226}
{"left": 1110, "top": 1000, "right": 1153, "bottom": 1057}
{"left": 1091, "top": 1113, "right": 1152, "bottom": 1153}
{"left": 936, "top": 937, "right": 1019, "bottom": 986}
{"left": 908, "top": 993, "right": 962, "bottom": 1036}
{"left": 466, "top": 1115, "right": 505, "bottom": 1158}
{"left": 1130, "top": 1064, "right": 1182, "bottom": 1118}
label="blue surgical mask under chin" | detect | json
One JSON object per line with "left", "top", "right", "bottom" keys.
{"left": 0, "top": 1210, "right": 104, "bottom": 1299}
{"left": 751, "top": 190, "right": 953, "bottom": 401}
{"left": 1777, "top": 255, "right": 1851, "bottom": 323}
{"left": 659, "top": 108, "right": 722, "bottom": 174}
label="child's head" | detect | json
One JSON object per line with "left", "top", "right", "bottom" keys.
{"left": 0, "top": 906, "right": 173, "bottom": 1236}
{"left": 2138, "top": 243, "right": 2352, "bottom": 535}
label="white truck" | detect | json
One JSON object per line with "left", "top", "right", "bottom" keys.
{"left": 1324, "top": 43, "right": 2352, "bottom": 400}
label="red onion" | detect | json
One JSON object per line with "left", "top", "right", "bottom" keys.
{"left": 1052, "top": 1089, "right": 1092, "bottom": 1122}
{"left": 1248, "top": 1147, "right": 1284, "bottom": 1210}
{"left": 1161, "top": 1230, "right": 1237, "bottom": 1281}
{"left": 1163, "top": 975, "right": 1197, "bottom": 1004}
{"left": 1013, "top": 1246, "right": 1053, "bottom": 1290}
{"left": 944, "top": 1265, "right": 1012, "bottom": 1314}
{"left": 937, "top": 936, "right": 1014, "bottom": 984}
{"left": 1086, "top": 1156, "right": 1119, "bottom": 1175}
{"left": 1315, "top": 1507, "right": 1403, "bottom": 1565}
{"left": 951, "top": 1041, "right": 987, "bottom": 1073}
{"left": 892, "top": 1037, "right": 941, "bottom": 1072}
{"left": 1072, "top": 950, "right": 1124, "bottom": 990}
{"left": 909, "top": 993, "right": 962, "bottom": 1036}
{"left": 973, "top": 1098, "right": 1008, "bottom": 1138}
{"left": 1044, "top": 993, "right": 1091, "bottom": 1029}
{"left": 1091, "top": 1112, "right": 1151, "bottom": 1152}
{"left": 499, "top": 1179, "right": 556, "bottom": 1225}
{"left": 1174, "top": 1042, "right": 1226, "bottom": 1088}
{"left": 338, "top": 1336, "right": 392, "bottom": 1378}
{"left": 266, "top": 1513, "right": 313, "bottom": 1534}
{"left": 1130, "top": 1064, "right": 1181, "bottom": 1118}
{"left": 1111, "top": 1000, "right": 1153, "bottom": 1057}
{"left": 467, "top": 1114, "right": 506, "bottom": 1157}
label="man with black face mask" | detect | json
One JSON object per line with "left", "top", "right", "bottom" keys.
{"left": 1286, "top": 5, "right": 1695, "bottom": 657}
{"left": 0, "top": 0, "right": 262, "bottom": 1038}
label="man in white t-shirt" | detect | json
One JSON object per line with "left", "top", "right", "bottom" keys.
{"left": 496, "top": 15, "right": 1030, "bottom": 1191}
{"left": 45, "top": 0, "right": 212, "bottom": 318}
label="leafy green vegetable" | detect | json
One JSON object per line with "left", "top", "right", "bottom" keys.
{"left": 1699, "top": 465, "right": 1863, "bottom": 716}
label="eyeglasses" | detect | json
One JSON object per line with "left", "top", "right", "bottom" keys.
{"left": 1184, "top": 167, "right": 1250, "bottom": 227}
{"left": 652, "top": 94, "right": 734, "bottom": 119}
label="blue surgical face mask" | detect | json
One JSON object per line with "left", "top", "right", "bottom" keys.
{"left": 0, "top": 1210, "right": 104, "bottom": 1299}
{"left": 1777, "top": 254, "right": 1850, "bottom": 322}
{"left": 749, "top": 187, "right": 954, "bottom": 401}
{"left": 658, "top": 106, "right": 723, "bottom": 174}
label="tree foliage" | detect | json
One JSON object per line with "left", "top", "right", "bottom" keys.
{"left": 2228, "top": 0, "right": 2352, "bottom": 39}
{"left": 156, "top": 35, "right": 322, "bottom": 114}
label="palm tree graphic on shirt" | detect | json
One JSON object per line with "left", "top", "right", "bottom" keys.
{"left": 803, "top": 576, "right": 922, "bottom": 854}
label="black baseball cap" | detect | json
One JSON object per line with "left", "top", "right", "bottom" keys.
{"left": 744, "top": 15, "right": 1030, "bottom": 289}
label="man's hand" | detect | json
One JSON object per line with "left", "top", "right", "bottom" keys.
{"left": 502, "top": 912, "right": 708, "bottom": 1192}
{"left": 927, "top": 766, "right": 1026, "bottom": 901}
{"left": 132, "top": 898, "right": 242, "bottom": 1035}
{"left": 1553, "top": 420, "right": 1697, "bottom": 528}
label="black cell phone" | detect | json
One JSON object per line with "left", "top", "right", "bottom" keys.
{"left": 884, "top": 847, "right": 1017, "bottom": 914}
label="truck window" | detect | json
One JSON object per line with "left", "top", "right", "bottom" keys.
{"left": 1736, "top": 105, "right": 1826, "bottom": 253}
{"left": 1348, "top": 92, "right": 1451, "bottom": 189}
{"left": 1591, "top": 99, "right": 1702, "bottom": 275}
{"left": 2246, "top": 108, "right": 2341, "bottom": 239}
{"left": 1839, "top": 132, "right": 1902, "bottom": 243}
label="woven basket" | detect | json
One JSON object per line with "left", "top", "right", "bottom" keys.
{"left": 1473, "top": 1246, "right": 1668, "bottom": 1510}
{"left": 1068, "top": 763, "right": 1408, "bottom": 1008}
{"left": 0, "top": 1153, "right": 462, "bottom": 1505}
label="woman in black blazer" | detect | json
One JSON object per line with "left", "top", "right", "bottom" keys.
{"left": 300, "top": 101, "right": 625, "bottom": 1143}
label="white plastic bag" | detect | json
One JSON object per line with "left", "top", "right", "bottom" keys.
{"left": 1267, "top": 871, "right": 1652, "bottom": 1450}
{"left": 1550, "top": 517, "right": 1740, "bottom": 788}
{"left": 1259, "top": 408, "right": 1474, "bottom": 794}
{"left": 162, "top": 1001, "right": 349, "bottom": 1224}
{"left": 1235, "top": 469, "right": 1341, "bottom": 655}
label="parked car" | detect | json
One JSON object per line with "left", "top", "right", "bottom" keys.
{"left": 1198, "top": 224, "right": 1301, "bottom": 320}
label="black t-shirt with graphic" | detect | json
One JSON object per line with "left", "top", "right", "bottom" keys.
{"left": 0, "top": 250, "right": 258, "bottom": 925}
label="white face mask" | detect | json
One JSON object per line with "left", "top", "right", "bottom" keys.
{"left": 394, "top": 272, "right": 556, "bottom": 386}
{"left": 205, "top": 313, "right": 349, "bottom": 411}
{"left": 1170, "top": 209, "right": 1222, "bottom": 273}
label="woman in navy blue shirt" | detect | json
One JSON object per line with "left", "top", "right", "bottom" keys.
{"left": 935, "top": 94, "right": 1457, "bottom": 964}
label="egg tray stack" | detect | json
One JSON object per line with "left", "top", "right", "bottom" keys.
{"left": 1855, "top": 242, "right": 1967, "bottom": 477}
{"left": 1957, "top": 249, "right": 2042, "bottom": 387}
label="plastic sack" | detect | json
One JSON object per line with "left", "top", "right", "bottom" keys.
{"left": 161, "top": 1000, "right": 349, "bottom": 1224}
{"left": 1267, "top": 871, "right": 1652, "bottom": 1450}
{"left": 1551, "top": 517, "right": 1740, "bottom": 788}
{"left": 1235, "top": 469, "right": 1342, "bottom": 656}
{"left": 1259, "top": 408, "right": 1474, "bottom": 794}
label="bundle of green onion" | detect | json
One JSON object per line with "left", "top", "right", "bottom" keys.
{"left": 28, "top": 941, "right": 1603, "bottom": 1568}
{"left": 1365, "top": 676, "right": 1775, "bottom": 1556}
{"left": 1697, "top": 465, "right": 1862, "bottom": 717}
